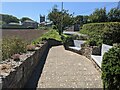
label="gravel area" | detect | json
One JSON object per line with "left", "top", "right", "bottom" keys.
{"left": 37, "top": 45, "right": 103, "bottom": 88}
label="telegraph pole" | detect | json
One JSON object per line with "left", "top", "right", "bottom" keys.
{"left": 60, "top": 2, "right": 63, "bottom": 35}
{"left": 117, "top": 1, "right": 120, "bottom": 9}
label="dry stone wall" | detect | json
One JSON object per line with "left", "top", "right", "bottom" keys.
{"left": 0, "top": 42, "right": 49, "bottom": 89}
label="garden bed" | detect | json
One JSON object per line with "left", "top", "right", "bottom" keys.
{"left": 0, "top": 41, "right": 49, "bottom": 89}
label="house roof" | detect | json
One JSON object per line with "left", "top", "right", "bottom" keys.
{"left": 24, "top": 20, "right": 35, "bottom": 23}
{"left": 23, "top": 20, "right": 39, "bottom": 24}
{"left": 8, "top": 22, "right": 20, "bottom": 25}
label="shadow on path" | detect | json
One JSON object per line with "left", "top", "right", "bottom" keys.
{"left": 24, "top": 46, "right": 50, "bottom": 89}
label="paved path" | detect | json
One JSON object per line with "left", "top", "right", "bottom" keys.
{"left": 37, "top": 45, "right": 102, "bottom": 88}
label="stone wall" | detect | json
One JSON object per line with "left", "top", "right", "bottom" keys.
{"left": 67, "top": 44, "right": 101, "bottom": 61}
{"left": 92, "top": 46, "right": 101, "bottom": 55}
{"left": 76, "top": 44, "right": 101, "bottom": 60}
{"left": 80, "top": 45, "right": 93, "bottom": 60}
{"left": 80, "top": 45, "right": 102, "bottom": 71}
{"left": 0, "top": 42, "right": 49, "bottom": 89}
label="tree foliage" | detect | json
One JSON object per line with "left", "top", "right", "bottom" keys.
{"left": 20, "top": 17, "right": 33, "bottom": 23}
{"left": 74, "top": 15, "right": 83, "bottom": 24}
{"left": 89, "top": 7, "right": 120, "bottom": 23}
{"left": 1, "top": 14, "right": 19, "bottom": 24}
{"left": 108, "top": 8, "right": 120, "bottom": 22}
{"left": 74, "top": 15, "right": 89, "bottom": 26}
{"left": 48, "top": 5, "right": 74, "bottom": 34}
{"left": 89, "top": 7, "right": 107, "bottom": 22}
{"left": 83, "top": 15, "right": 89, "bottom": 24}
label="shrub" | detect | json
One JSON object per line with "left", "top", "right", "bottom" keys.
{"left": 101, "top": 44, "right": 120, "bottom": 90}
{"left": 41, "top": 29, "right": 62, "bottom": 41}
{"left": 52, "top": 25, "right": 57, "bottom": 29}
{"left": 87, "top": 38, "right": 97, "bottom": 46}
{"left": 80, "top": 22, "right": 120, "bottom": 46}
{"left": 32, "top": 37, "right": 42, "bottom": 45}
{"left": 86, "top": 37, "right": 103, "bottom": 46}
{"left": 32, "top": 29, "right": 62, "bottom": 45}
{"left": 61, "top": 34, "right": 74, "bottom": 49}
{"left": 2, "top": 37, "right": 27, "bottom": 61}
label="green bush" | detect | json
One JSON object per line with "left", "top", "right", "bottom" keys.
{"left": 32, "top": 29, "right": 62, "bottom": 45}
{"left": 80, "top": 22, "right": 120, "bottom": 46}
{"left": 32, "top": 37, "right": 42, "bottom": 45}
{"left": 101, "top": 44, "right": 120, "bottom": 90}
{"left": 62, "top": 34, "right": 72, "bottom": 45}
{"left": 61, "top": 34, "right": 74, "bottom": 49}
{"left": 86, "top": 37, "right": 103, "bottom": 46}
{"left": 2, "top": 37, "right": 27, "bottom": 61}
{"left": 41, "top": 29, "right": 61, "bottom": 41}
{"left": 61, "top": 34, "right": 87, "bottom": 49}
{"left": 52, "top": 25, "right": 57, "bottom": 29}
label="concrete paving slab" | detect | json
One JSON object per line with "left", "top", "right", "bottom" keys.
{"left": 37, "top": 45, "right": 103, "bottom": 88}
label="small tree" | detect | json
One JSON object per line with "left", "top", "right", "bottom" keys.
{"left": 48, "top": 5, "right": 74, "bottom": 35}
{"left": 102, "top": 44, "right": 120, "bottom": 90}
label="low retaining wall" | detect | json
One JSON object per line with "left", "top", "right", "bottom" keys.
{"left": 66, "top": 44, "right": 93, "bottom": 60}
{"left": 80, "top": 45, "right": 101, "bottom": 59}
{"left": 80, "top": 45, "right": 93, "bottom": 60}
{"left": 80, "top": 45, "right": 102, "bottom": 71}
{"left": 67, "top": 44, "right": 101, "bottom": 60}
{"left": 0, "top": 42, "right": 49, "bottom": 89}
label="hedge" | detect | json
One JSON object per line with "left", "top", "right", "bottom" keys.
{"left": 102, "top": 44, "right": 120, "bottom": 90}
{"left": 80, "top": 22, "right": 120, "bottom": 46}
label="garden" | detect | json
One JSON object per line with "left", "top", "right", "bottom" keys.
{"left": 1, "top": 5, "right": 120, "bottom": 89}
{"left": 1, "top": 29, "right": 61, "bottom": 62}
{"left": 1, "top": 23, "right": 120, "bottom": 89}
{"left": 61, "top": 22, "right": 120, "bottom": 90}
